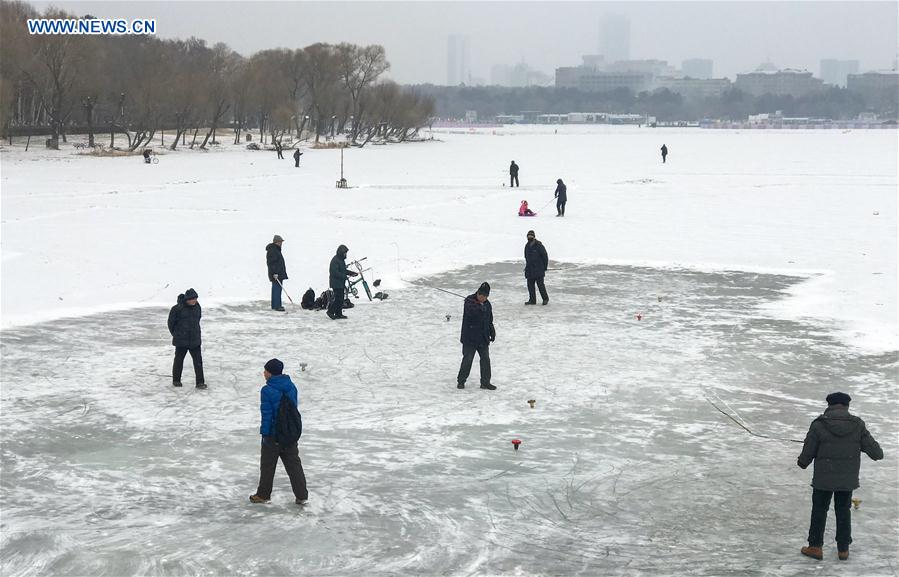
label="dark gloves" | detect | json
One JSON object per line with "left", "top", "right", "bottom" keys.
{"left": 490, "top": 327, "right": 496, "bottom": 343}
{"left": 797, "top": 458, "right": 808, "bottom": 469}
{"left": 347, "top": 270, "right": 358, "bottom": 277}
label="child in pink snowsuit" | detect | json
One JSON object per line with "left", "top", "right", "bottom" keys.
{"left": 519, "top": 200, "right": 536, "bottom": 217}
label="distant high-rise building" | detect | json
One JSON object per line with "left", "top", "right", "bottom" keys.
{"left": 820, "top": 59, "right": 860, "bottom": 87}
{"left": 447, "top": 35, "right": 470, "bottom": 86}
{"left": 682, "top": 58, "right": 714, "bottom": 79}
{"left": 599, "top": 13, "right": 630, "bottom": 64}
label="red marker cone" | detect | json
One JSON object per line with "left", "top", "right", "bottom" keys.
{"left": 511, "top": 439, "right": 521, "bottom": 451}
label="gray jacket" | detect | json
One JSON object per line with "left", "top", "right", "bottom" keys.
{"left": 797, "top": 405, "right": 883, "bottom": 491}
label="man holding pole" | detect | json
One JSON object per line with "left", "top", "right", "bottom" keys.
{"left": 266, "top": 235, "right": 288, "bottom": 312}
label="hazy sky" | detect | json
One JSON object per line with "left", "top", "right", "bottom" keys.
{"left": 29, "top": 1, "right": 899, "bottom": 84}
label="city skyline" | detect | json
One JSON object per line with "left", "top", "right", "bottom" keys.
{"left": 26, "top": 1, "right": 899, "bottom": 86}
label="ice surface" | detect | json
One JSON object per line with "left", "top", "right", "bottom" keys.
{"left": 1, "top": 126, "right": 897, "bottom": 575}
{"left": 1, "top": 263, "right": 896, "bottom": 576}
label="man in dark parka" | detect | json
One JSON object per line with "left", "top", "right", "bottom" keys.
{"left": 554, "top": 179, "right": 567, "bottom": 217}
{"left": 661, "top": 144, "right": 668, "bottom": 163}
{"left": 524, "top": 230, "right": 549, "bottom": 305}
{"left": 457, "top": 282, "right": 496, "bottom": 390}
{"left": 797, "top": 392, "right": 883, "bottom": 561}
{"left": 509, "top": 161, "right": 519, "bottom": 187}
{"left": 266, "top": 235, "right": 288, "bottom": 311}
{"left": 168, "top": 288, "right": 206, "bottom": 388}
{"left": 327, "top": 244, "right": 357, "bottom": 320}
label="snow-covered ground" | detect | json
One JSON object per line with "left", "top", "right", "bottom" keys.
{"left": 1, "top": 126, "right": 897, "bottom": 576}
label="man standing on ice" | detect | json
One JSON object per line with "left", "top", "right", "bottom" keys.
{"left": 266, "top": 235, "right": 288, "bottom": 312}
{"left": 167, "top": 288, "right": 206, "bottom": 389}
{"left": 457, "top": 282, "right": 496, "bottom": 390}
{"left": 249, "top": 358, "right": 308, "bottom": 505}
{"left": 797, "top": 392, "right": 883, "bottom": 561}
{"left": 275, "top": 140, "right": 284, "bottom": 159}
{"left": 509, "top": 161, "right": 519, "bottom": 187}
{"left": 293, "top": 148, "right": 303, "bottom": 167}
{"left": 661, "top": 144, "right": 668, "bottom": 163}
{"left": 554, "top": 179, "right": 567, "bottom": 216}
{"left": 327, "top": 244, "right": 357, "bottom": 320}
{"left": 524, "top": 230, "right": 549, "bottom": 305}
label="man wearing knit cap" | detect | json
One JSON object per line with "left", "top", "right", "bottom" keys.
{"left": 457, "top": 282, "right": 496, "bottom": 390}
{"left": 797, "top": 392, "right": 883, "bottom": 561}
{"left": 250, "top": 358, "right": 308, "bottom": 505}
{"left": 167, "top": 288, "right": 205, "bottom": 388}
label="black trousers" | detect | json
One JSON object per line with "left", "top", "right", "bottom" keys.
{"left": 527, "top": 277, "right": 549, "bottom": 303}
{"left": 276, "top": 149, "right": 284, "bottom": 159}
{"left": 457, "top": 343, "right": 491, "bottom": 386}
{"left": 173, "top": 346, "right": 204, "bottom": 385}
{"left": 327, "top": 284, "right": 345, "bottom": 317}
{"left": 807, "top": 489, "right": 853, "bottom": 550}
{"left": 256, "top": 438, "right": 308, "bottom": 501}
{"left": 294, "top": 158, "right": 300, "bottom": 167}
{"left": 510, "top": 175, "right": 519, "bottom": 187}
{"left": 556, "top": 198, "right": 566, "bottom": 215}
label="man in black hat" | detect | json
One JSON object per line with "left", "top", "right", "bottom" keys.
{"left": 167, "top": 288, "right": 206, "bottom": 388}
{"left": 327, "top": 244, "right": 357, "bottom": 320}
{"left": 266, "top": 235, "right": 288, "bottom": 311}
{"left": 524, "top": 230, "right": 549, "bottom": 305}
{"left": 250, "top": 359, "right": 308, "bottom": 505}
{"left": 797, "top": 392, "right": 883, "bottom": 561}
{"left": 457, "top": 282, "right": 496, "bottom": 390}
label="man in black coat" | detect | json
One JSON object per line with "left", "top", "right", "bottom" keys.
{"left": 661, "top": 144, "right": 668, "bottom": 163}
{"left": 554, "top": 179, "right": 567, "bottom": 216}
{"left": 327, "top": 244, "right": 357, "bottom": 320}
{"left": 797, "top": 392, "right": 883, "bottom": 561}
{"left": 167, "top": 288, "right": 206, "bottom": 388}
{"left": 275, "top": 141, "right": 284, "bottom": 159}
{"left": 293, "top": 148, "right": 303, "bottom": 168}
{"left": 509, "top": 161, "right": 519, "bottom": 187}
{"left": 266, "top": 235, "right": 288, "bottom": 312}
{"left": 457, "top": 282, "right": 496, "bottom": 390}
{"left": 524, "top": 230, "right": 549, "bottom": 305}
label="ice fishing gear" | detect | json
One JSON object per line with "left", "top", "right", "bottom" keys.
{"left": 274, "top": 277, "right": 295, "bottom": 305}
{"left": 347, "top": 257, "right": 375, "bottom": 301}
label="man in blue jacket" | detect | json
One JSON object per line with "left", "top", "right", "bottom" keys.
{"left": 250, "top": 359, "right": 309, "bottom": 505}
{"left": 797, "top": 392, "right": 883, "bottom": 561}
{"left": 457, "top": 282, "right": 496, "bottom": 390}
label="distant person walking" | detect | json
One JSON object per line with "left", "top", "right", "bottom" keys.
{"left": 327, "top": 244, "right": 357, "bottom": 320}
{"left": 293, "top": 148, "right": 303, "bottom": 167}
{"left": 457, "top": 282, "right": 496, "bottom": 390}
{"left": 524, "top": 230, "right": 549, "bottom": 305}
{"left": 266, "top": 235, "right": 288, "bottom": 312}
{"left": 797, "top": 392, "right": 883, "bottom": 562}
{"left": 249, "top": 359, "right": 309, "bottom": 505}
{"left": 142, "top": 149, "right": 152, "bottom": 164}
{"left": 554, "top": 178, "right": 567, "bottom": 217}
{"left": 509, "top": 161, "right": 519, "bottom": 187}
{"left": 275, "top": 141, "right": 284, "bottom": 159}
{"left": 661, "top": 144, "right": 668, "bottom": 163}
{"left": 168, "top": 288, "right": 206, "bottom": 389}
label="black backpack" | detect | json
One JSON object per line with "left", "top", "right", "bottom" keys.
{"left": 275, "top": 394, "right": 303, "bottom": 446}
{"left": 301, "top": 288, "right": 316, "bottom": 309}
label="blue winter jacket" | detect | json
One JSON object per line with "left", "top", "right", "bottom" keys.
{"left": 260, "top": 374, "right": 299, "bottom": 436}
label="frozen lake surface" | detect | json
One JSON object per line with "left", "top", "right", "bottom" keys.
{"left": 2, "top": 262, "right": 896, "bottom": 576}
{"left": 1, "top": 126, "right": 897, "bottom": 575}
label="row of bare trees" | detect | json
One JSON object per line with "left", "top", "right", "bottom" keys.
{"left": 0, "top": 0, "right": 435, "bottom": 150}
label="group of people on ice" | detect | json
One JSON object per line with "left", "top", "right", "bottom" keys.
{"left": 162, "top": 141, "right": 885, "bottom": 564}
